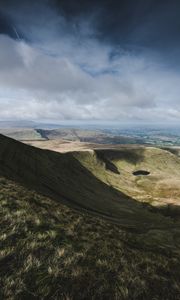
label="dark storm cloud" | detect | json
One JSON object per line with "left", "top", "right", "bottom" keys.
{"left": 1, "top": 0, "right": 180, "bottom": 61}
{"left": 47, "top": 0, "right": 180, "bottom": 59}
{"left": 0, "top": 12, "right": 15, "bottom": 38}
{"left": 1, "top": 1, "right": 180, "bottom": 47}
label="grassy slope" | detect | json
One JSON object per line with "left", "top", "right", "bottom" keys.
{"left": 0, "top": 134, "right": 173, "bottom": 230}
{"left": 0, "top": 176, "right": 180, "bottom": 300}
{"left": 74, "top": 148, "right": 180, "bottom": 206}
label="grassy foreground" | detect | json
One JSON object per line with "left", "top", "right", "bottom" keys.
{"left": 0, "top": 176, "right": 180, "bottom": 300}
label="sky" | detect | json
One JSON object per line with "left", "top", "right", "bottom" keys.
{"left": 0, "top": 0, "right": 180, "bottom": 123}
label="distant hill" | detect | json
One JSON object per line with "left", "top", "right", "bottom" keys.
{"left": 36, "top": 128, "right": 142, "bottom": 144}
{"left": 0, "top": 128, "right": 45, "bottom": 141}
{"left": 0, "top": 127, "right": 143, "bottom": 144}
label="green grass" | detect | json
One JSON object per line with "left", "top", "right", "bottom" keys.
{"left": 0, "top": 176, "right": 180, "bottom": 300}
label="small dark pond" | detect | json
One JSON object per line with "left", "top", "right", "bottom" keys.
{"left": 133, "top": 170, "right": 150, "bottom": 176}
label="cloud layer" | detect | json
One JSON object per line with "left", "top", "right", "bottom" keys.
{"left": 0, "top": 0, "right": 180, "bottom": 123}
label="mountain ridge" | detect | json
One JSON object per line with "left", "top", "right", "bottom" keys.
{"left": 0, "top": 133, "right": 178, "bottom": 231}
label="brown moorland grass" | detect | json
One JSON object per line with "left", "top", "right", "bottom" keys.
{"left": 0, "top": 176, "right": 180, "bottom": 300}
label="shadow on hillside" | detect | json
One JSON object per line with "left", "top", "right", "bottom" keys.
{"left": 95, "top": 151, "right": 120, "bottom": 174}
{"left": 95, "top": 148, "right": 145, "bottom": 164}
{"left": 152, "top": 204, "right": 180, "bottom": 220}
{"left": 161, "top": 147, "right": 180, "bottom": 156}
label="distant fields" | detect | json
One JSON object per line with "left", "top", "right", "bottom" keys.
{"left": 0, "top": 127, "right": 143, "bottom": 144}
{"left": 1, "top": 125, "right": 180, "bottom": 146}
